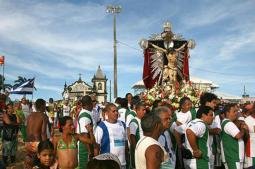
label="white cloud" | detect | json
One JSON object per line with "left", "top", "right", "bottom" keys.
{"left": 37, "top": 83, "right": 62, "bottom": 93}
{"left": 181, "top": 1, "right": 255, "bottom": 29}
{"left": 1, "top": 0, "right": 255, "bottom": 98}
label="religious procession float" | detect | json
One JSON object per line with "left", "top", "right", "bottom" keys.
{"left": 139, "top": 21, "right": 199, "bottom": 109}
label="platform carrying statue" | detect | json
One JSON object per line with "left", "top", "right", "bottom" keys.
{"left": 140, "top": 21, "right": 195, "bottom": 94}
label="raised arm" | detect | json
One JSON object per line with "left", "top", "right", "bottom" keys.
{"left": 150, "top": 43, "right": 167, "bottom": 53}
{"left": 175, "top": 43, "right": 187, "bottom": 51}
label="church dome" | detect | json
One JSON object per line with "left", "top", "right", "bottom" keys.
{"left": 95, "top": 65, "right": 105, "bottom": 79}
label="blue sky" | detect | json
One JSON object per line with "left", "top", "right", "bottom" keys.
{"left": 0, "top": 0, "right": 254, "bottom": 101}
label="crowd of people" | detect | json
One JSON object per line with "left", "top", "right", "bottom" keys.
{"left": 0, "top": 91, "right": 254, "bottom": 169}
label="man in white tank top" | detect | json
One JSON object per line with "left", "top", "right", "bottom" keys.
{"left": 135, "top": 113, "right": 169, "bottom": 169}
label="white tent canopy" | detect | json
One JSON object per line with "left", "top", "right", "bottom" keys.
{"left": 213, "top": 91, "right": 242, "bottom": 100}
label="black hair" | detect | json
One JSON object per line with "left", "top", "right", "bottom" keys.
{"left": 222, "top": 103, "right": 237, "bottom": 116}
{"left": 132, "top": 95, "right": 141, "bottom": 107}
{"left": 125, "top": 93, "right": 133, "bottom": 99}
{"left": 87, "top": 159, "right": 120, "bottom": 169}
{"left": 49, "top": 98, "right": 53, "bottom": 103}
{"left": 120, "top": 98, "right": 128, "bottom": 109}
{"left": 114, "top": 97, "right": 122, "bottom": 105}
{"left": 135, "top": 101, "right": 145, "bottom": 111}
{"left": 6, "top": 102, "right": 14, "bottom": 107}
{"left": 59, "top": 116, "right": 73, "bottom": 132}
{"left": 37, "top": 140, "right": 54, "bottom": 154}
{"left": 179, "top": 96, "right": 191, "bottom": 109}
{"left": 35, "top": 99, "right": 46, "bottom": 112}
{"left": 200, "top": 92, "right": 218, "bottom": 106}
{"left": 141, "top": 112, "right": 161, "bottom": 133}
{"left": 81, "top": 95, "right": 92, "bottom": 107}
{"left": 196, "top": 106, "right": 213, "bottom": 118}
{"left": 152, "top": 99, "right": 162, "bottom": 111}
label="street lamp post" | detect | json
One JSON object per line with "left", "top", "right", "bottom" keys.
{"left": 106, "top": 5, "right": 121, "bottom": 99}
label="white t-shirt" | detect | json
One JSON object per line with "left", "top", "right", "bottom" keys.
{"left": 185, "top": 119, "right": 211, "bottom": 159}
{"left": 175, "top": 111, "right": 192, "bottom": 134}
{"left": 224, "top": 121, "right": 240, "bottom": 138}
{"left": 76, "top": 109, "right": 92, "bottom": 134}
{"left": 222, "top": 119, "right": 244, "bottom": 162}
{"left": 95, "top": 120, "right": 126, "bottom": 165}
{"left": 209, "top": 114, "right": 221, "bottom": 129}
{"left": 129, "top": 117, "right": 143, "bottom": 139}
{"left": 187, "top": 119, "right": 206, "bottom": 138}
{"left": 63, "top": 105, "right": 70, "bottom": 117}
{"left": 208, "top": 113, "right": 221, "bottom": 150}
{"left": 126, "top": 113, "right": 135, "bottom": 128}
{"left": 176, "top": 111, "right": 192, "bottom": 124}
{"left": 118, "top": 108, "right": 126, "bottom": 123}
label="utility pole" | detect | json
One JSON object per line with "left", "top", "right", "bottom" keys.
{"left": 110, "top": 80, "right": 112, "bottom": 102}
{"left": 106, "top": 5, "right": 121, "bottom": 99}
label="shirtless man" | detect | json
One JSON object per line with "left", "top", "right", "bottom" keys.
{"left": 25, "top": 98, "right": 49, "bottom": 169}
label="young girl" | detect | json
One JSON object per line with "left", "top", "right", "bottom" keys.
{"left": 33, "top": 140, "right": 55, "bottom": 169}
{"left": 53, "top": 116, "right": 96, "bottom": 169}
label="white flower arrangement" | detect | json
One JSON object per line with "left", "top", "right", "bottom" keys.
{"left": 142, "top": 81, "right": 201, "bottom": 110}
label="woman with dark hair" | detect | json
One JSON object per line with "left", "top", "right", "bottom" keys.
{"left": 125, "top": 93, "right": 133, "bottom": 110}
{"left": 52, "top": 116, "right": 95, "bottom": 169}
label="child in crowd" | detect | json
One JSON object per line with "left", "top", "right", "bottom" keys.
{"left": 33, "top": 140, "right": 55, "bottom": 169}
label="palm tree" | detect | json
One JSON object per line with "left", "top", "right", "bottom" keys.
{"left": 13, "top": 76, "right": 37, "bottom": 90}
{"left": 13, "top": 76, "right": 28, "bottom": 88}
{"left": 0, "top": 74, "right": 13, "bottom": 92}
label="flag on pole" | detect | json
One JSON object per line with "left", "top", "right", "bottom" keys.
{"left": 10, "top": 78, "right": 35, "bottom": 94}
{"left": 0, "top": 56, "right": 4, "bottom": 65}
